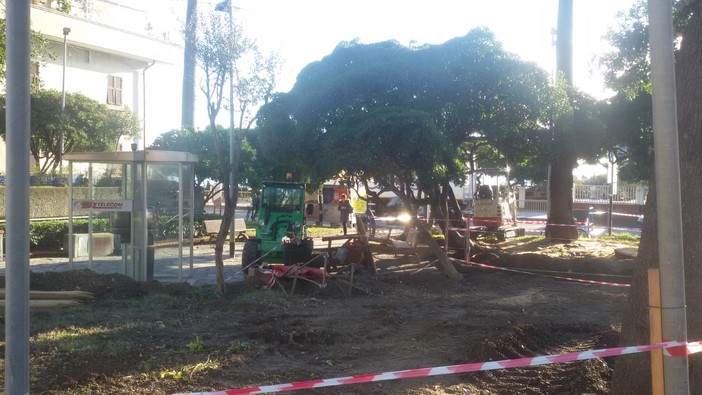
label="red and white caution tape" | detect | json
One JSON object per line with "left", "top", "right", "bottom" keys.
{"left": 169, "top": 340, "right": 702, "bottom": 395}
{"left": 463, "top": 260, "right": 630, "bottom": 287}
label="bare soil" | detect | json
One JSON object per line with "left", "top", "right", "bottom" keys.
{"left": 0, "top": 237, "right": 633, "bottom": 394}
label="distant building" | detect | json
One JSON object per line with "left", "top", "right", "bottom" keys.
{"left": 0, "top": 0, "right": 183, "bottom": 173}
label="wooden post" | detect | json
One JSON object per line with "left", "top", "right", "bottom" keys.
{"left": 648, "top": 268, "right": 664, "bottom": 395}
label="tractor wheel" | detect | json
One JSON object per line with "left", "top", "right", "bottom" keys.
{"left": 241, "top": 240, "right": 260, "bottom": 274}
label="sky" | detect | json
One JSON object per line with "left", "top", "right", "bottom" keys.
{"left": 146, "top": 0, "right": 639, "bottom": 141}
{"left": 203, "top": 0, "right": 638, "bottom": 96}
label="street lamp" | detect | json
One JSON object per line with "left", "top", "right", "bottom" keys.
{"left": 215, "top": 0, "right": 237, "bottom": 257}
{"left": 59, "top": 27, "right": 70, "bottom": 166}
{"left": 607, "top": 149, "right": 617, "bottom": 236}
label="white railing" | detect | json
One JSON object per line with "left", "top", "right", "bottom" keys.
{"left": 513, "top": 184, "right": 648, "bottom": 217}
{"left": 517, "top": 199, "right": 548, "bottom": 213}
{"left": 573, "top": 184, "right": 647, "bottom": 205}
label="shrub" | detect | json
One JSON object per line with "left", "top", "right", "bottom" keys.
{"left": 28, "top": 218, "right": 110, "bottom": 250}
{"left": 0, "top": 215, "right": 222, "bottom": 251}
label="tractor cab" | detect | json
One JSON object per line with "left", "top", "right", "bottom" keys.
{"left": 242, "top": 181, "right": 313, "bottom": 271}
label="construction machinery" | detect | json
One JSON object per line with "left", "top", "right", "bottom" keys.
{"left": 471, "top": 178, "right": 524, "bottom": 241}
{"left": 241, "top": 181, "right": 314, "bottom": 272}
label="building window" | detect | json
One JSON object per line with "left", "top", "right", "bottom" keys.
{"left": 107, "top": 75, "right": 123, "bottom": 106}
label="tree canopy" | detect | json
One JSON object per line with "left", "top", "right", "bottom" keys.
{"left": 256, "top": 29, "right": 607, "bottom": 209}
{"left": 0, "top": 89, "right": 140, "bottom": 172}
{"left": 148, "top": 126, "right": 259, "bottom": 203}
{"left": 0, "top": 19, "right": 53, "bottom": 92}
{"left": 598, "top": 0, "right": 693, "bottom": 183}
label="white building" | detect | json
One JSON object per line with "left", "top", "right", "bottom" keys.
{"left": 0, "top": 0, "right": 183, "bottom": 173}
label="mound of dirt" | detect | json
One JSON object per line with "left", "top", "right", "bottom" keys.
{"left": 0, "top": 269, "right": 197, "bottom": 299}
{"left": 462, "top": 322, "right": 619, "bottom": 394}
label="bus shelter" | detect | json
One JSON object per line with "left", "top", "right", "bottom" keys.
{"left": 63, "top": 151, "right": 198, "bottom": 281}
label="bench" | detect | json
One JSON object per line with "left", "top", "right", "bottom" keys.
{"left": 64, "top": 233, "right": 114, "bottom": 257}
{"left": 204, "top": 218, "right": 255, "bottom": 242}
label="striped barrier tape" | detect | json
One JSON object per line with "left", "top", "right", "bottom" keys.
{"left": 169, "top": 340, "right": 702, "bottom": 395}
{"left": 463, "top": 260, "right": 630, "bottom": 287}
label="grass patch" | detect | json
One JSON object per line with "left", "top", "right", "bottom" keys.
{"left": 599, "top": 232, "right": 640, "bottom": 245}
{"left": 159, "top": 358, "right": 220, "bottom": 383}
{"left": 33, "top": 325, "right": 137, "bottom": 356}
{"left": 306, "top": 226, "right": 342, "bottom": 238}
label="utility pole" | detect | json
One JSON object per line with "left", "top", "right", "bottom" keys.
{"left": 5, "top": 0, "right": 32, "bottom": 393}
{"left": 228, "top": 0, "right": 236, "bottom": 258}
{"left": 648, "top": 0, "right": 689, "bottom": 393}
{"left": 181, "top": 0, "right": 197, "bottom": 128}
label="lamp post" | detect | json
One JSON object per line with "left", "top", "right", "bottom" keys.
{"left": 59, "top": 27, "right": 70, "bottom": 166}
{"left": 215, "top": 0, "right": 236, "bottom": 257}
{"left": 607, "top": 150, "right": 617, "bottom": 236}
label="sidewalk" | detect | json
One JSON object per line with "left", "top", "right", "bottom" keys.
{"left": 0, "top": 244, "right": 249, "bottom": 286}
{"left": 0, "top": 235, "right": 356, "bottom": 286}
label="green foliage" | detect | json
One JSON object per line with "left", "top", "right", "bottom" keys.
{"left": 600, "top": 0, "right": 691, "bottom": 98}
{"left": 159, "top": 369, "right": 189, "bottom": 383}
{"left": 149, "top": 127, "right": 262, "bottom": 207}
{"left": 601, "top": 91, "right": 653, "bottom": 183}
{"left": 598, "top": 0, "right": 693, "bottom": 184}
{"left": 227, "top": 339, "right": 252, "bottom": 354}
{"left": 600, "top": 232, "right": 640, "bottom": 246}
{"left": 30, "top": 166, "right": 68, "bottom": 186}
{"left": 0, "top": 215, "right": 228, "bottom": 251}
{"left": 20, "top": 218, "right": 110, "bottom": 250}
{"left": 256, "top": 29, "right": 574, "bottom": 206}
{"left": 0, "top": 90, "right": 141, "bottom": 173}
{"left": 159, "top": 358, "right": 219, "bottom": 383}
{"left": 150, "top": 128, "right": 217, "bottom": 184}
{"left": 0, "top": 19, "right": 55, "bottom": 91}
{"left": 186, "top": 336, "right": 203, "bottom": 351}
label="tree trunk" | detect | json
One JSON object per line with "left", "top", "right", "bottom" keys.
{"left": 556, "top": 0, "right": 573, "bottom": 84}
{"left": 209, "top": 116, "right": 229, "bottom": 293}
{"left": 544, "top": 0, "right": 577, "bottom": 243}
{"left": 611, "top": 3, "right": 702, "bottom": 392}
{"left": 388, "top": 183, "right": 463, "bottom": 281}
{"left": 213, "top": 197, "right": 232, "bottom": 293}
{"left": 544, "top": 154, "right": 577, "bottom": 241}
{"left": 412, "top": 218, "right": 463, "bottom": 282}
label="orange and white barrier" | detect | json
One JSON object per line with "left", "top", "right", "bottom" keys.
{"left": 169, "top": 340, "right": 702, "bottom": 395}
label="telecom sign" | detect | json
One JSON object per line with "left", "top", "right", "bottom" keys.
{"left": 73, "top": 200, "right": 133, "bottom": 212}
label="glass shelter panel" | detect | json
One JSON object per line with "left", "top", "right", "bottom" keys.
{"left": 148, "top": 163, "right": 194, "bottom": 280}
{"left": 65, "top": 151, "right": 198, "bottom": 282}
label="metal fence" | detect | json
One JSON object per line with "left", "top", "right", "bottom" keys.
{"left": 513, "top": 184, "right": 647, "bottom": 217}
{"left": 517, "top": 199, "right": 548, "bottom": 213}
{"left": 573, "top": 184, "right": 647, "bottom": 205}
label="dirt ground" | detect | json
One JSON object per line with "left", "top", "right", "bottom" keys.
{"left": 0, "top": 237, "right": 634, "bottom": 394}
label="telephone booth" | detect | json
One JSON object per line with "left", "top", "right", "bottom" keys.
{"left": 64, "top": 151, "right": 198, "bottom": 281}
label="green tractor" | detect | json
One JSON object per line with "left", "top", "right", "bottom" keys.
{"left": 241, "top": 181, "right": 314, "bottom": 272}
